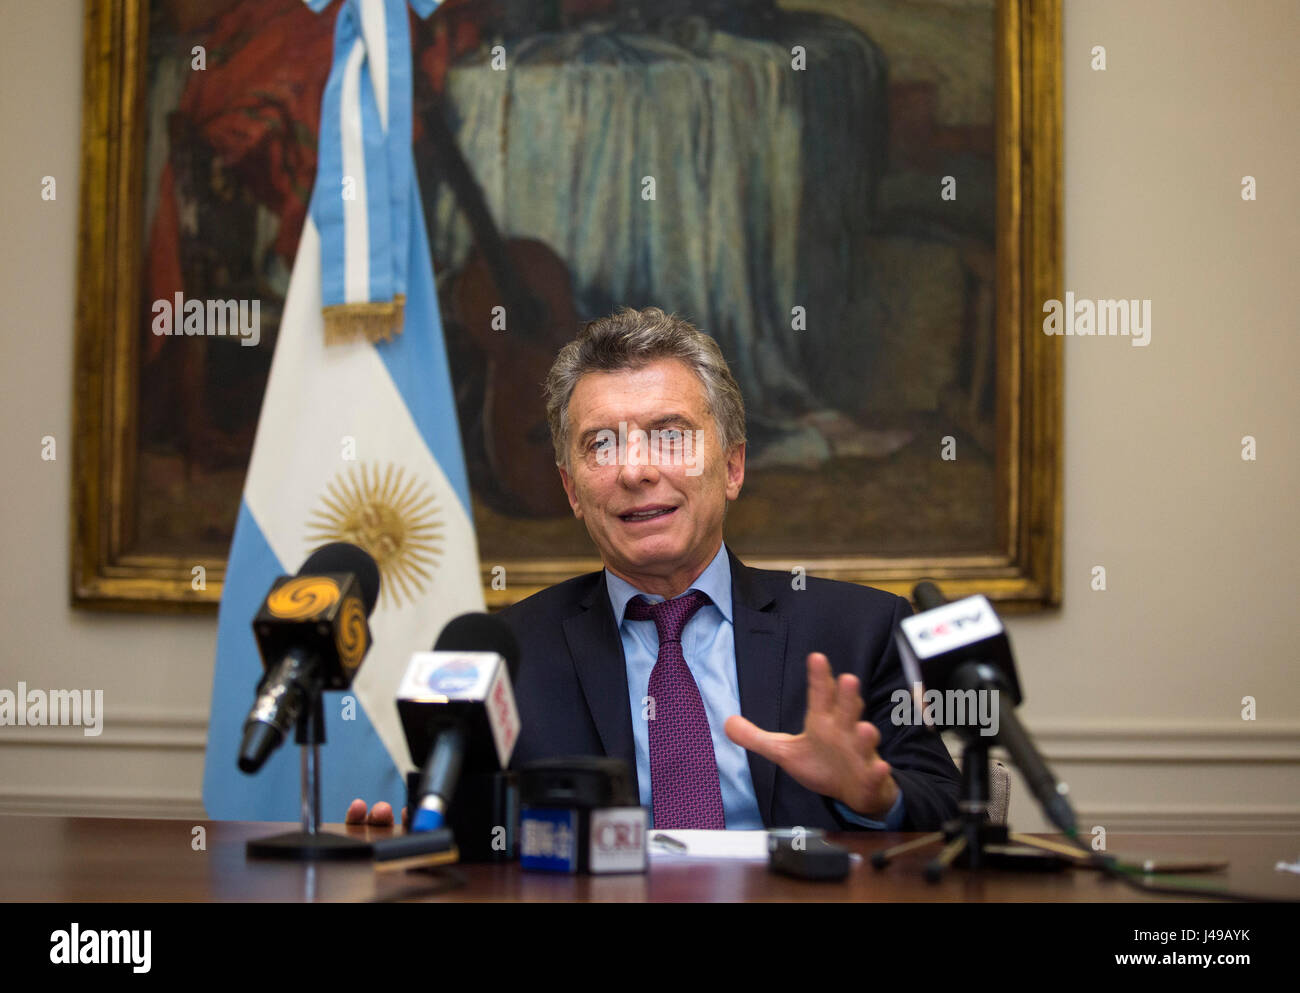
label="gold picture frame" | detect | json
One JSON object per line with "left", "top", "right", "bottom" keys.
{"left": 71, "top": 0, "right": 1062, "bottom": 613}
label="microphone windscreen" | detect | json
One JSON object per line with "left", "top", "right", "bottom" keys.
{"left": 912, "top": 580, "right": 948, "bottom": 613}
{"left": 299, "top": 542, "right": 381, "bottom": 616}
{"left": 434, "top": 612, "right": 521, "bottom": 677}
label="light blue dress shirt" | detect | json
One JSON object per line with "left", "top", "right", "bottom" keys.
{"left": 605, "top": 542, "right": 905, "bottom": 830}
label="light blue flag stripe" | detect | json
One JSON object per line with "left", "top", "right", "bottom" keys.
{"left": 313, "top": 13, "right": 351, "bottom": 308}
{"left": 385, "top": 2, "right": 413, "bottom": 296}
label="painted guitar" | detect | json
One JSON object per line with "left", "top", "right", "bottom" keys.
{"left": 423, "top": 91, "right": 576, "bottom": 518}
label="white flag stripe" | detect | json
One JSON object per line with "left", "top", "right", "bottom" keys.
{"left": 340, "top": 37, "right": 370, "bottom": 304}
{"left": 359, "top": 0, "right": 389, "bottom": 127}
{"left": 245, "top": 216, "right": 483, "bottom": 774}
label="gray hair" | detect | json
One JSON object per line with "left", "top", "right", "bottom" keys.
{"left": 544, "top": 307, "right": 747, "bottom": 468}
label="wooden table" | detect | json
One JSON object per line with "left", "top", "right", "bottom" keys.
{"left": 2, "top": 816, "right": 1295, "bottom": 902}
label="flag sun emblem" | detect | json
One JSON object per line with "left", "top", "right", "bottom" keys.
{"left": 306, "top": 462, "right": 442, "bottom": 609}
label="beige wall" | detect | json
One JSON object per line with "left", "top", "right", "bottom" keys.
{"left": 1, "top": 0, "right": 1296, "bottom": 830}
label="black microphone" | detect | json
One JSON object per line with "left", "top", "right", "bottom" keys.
{"left": 238, "top": 542, "right": 380, "bottom": 774}
{"left": 895, "top": 581, "right": 1076, "bottom": 836}
{"left": 396, "top": 613, "right": 521, "bottom": 833}
{"left": 912, "top": 580, "right": 947, "bottom": 613}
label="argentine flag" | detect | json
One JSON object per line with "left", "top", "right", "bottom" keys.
{"left": 203, "top": 0, "right": 483, "bottom": 820}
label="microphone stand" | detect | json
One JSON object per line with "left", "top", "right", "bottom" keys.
{"left": 246, "top": 691, "right": 373, "bottom": 861}
{"left": 870, "top": 734, "right": 1090, "bottom": 881}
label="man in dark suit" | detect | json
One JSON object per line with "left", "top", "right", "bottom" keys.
{"left": 351, "top": 306, "right": 959, "bottom": 830}
{"left": 501, "top": 545, "right": 960, "bottom": 831}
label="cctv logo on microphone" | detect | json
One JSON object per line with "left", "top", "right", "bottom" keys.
{"left": 899, "top": 595, "right": 1003, "bottom": 659}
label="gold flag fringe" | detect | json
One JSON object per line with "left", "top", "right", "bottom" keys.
{"left": 322, "top": 295, "right": 406, "bottom": 346}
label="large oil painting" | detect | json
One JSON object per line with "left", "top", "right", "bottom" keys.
{"left": 72, "top": 0, "right": 1062, "bottom": 610}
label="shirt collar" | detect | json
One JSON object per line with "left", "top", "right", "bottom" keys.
{"left": 605, "top": 541, "right": 734, "bottom": 625}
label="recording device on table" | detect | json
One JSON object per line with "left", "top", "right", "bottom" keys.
{"left": 768, "top": 828, "right": 852, "bottom": 881}
{"left": 238, "top": 542, "right": 382, "bottom": 860}
{"left": 516, "top": 757, "right": 649, "bottom": 874}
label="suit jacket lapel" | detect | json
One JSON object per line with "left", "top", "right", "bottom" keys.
{"left": 728, "top": 548, "right": 788, "bottom": 826}
{"left": 561, "top": 574, "right": 639, "bottom": 798}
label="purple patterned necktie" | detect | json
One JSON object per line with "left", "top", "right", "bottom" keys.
{"left": 624, "top": 590, "right": 726, "bottom": 829}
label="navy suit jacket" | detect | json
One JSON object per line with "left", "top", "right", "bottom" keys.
{"left": 497, "top": 547, "right": 961, "bottom": 831}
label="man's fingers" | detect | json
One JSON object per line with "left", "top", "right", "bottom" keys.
{"left": 805, "top": 652, "right": 835, "bottom": 715}
{"left": 835, "top": 673, "right": 864, "bottom": 725}
{"left": 724, "top": 714, "right": 790, "bottom": 763}
{"left": 346, "top": 798, "right": 396, "bottom": 826}
{"left": 855, "top": 720, "right": 882, "bottom": 756}
{"left": 345, "top": 798, "right": 368, "bottom": 824}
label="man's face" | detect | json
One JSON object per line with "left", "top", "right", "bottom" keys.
{"left": 557, "top": 358, "right": 744, "bottom": 591}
